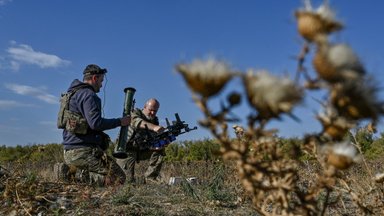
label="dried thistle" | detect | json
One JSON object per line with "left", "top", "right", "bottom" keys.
{"left": 313, "top": 43, "right": 365, "bottom": 83}
{"left": 175, "top": 57, "right": 235, "bottom": 98}
{"left": 177, "top": 2, "right": 384, "bottom": 215}
{"left": 325, "top": 141, "right": 359, "bottom": 170}
{"left": 374, "top": 173, "right": 384, "bottom": 183}
{"left": 232, "top": 124, "right": 244, "bottom": 139}
{"left": 330, "top": 81, "right": 382, "bottom": 121}
{"left": 295, "top": 0, "right": 343, "bottom": 42}
{"left": 242, "top": 69, "right": 303, "bottom": 119}
{"left": 367, "top": 122, "right": 377, "bottom": 134}
{"left": 317, "top": 105, "right": 356, "bottom": 140}
{"left": 227, "top": 92, "right": 242, "bottom": 107}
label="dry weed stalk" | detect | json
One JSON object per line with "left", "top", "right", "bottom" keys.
{"left": 176, "top": 1, "right": 384, "bottom": 215}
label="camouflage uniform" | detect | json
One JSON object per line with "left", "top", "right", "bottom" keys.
{"left": 61, "top": 64, "right": 126, "bottom": 186}
{"left": 64, "top": 147, "right": 125, "bottom": 186}
{"left": 116, "top": 108, "right": 165, "bottom": 183}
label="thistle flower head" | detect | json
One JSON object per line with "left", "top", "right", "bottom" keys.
{"left": 374, "top": 173, "right": 384, "bottom": 183}
{"left": 326, "top": 140, "right": 358, "bottom": 170}
{"left": 332, "top": 141, "right": 357, "bottom": 158}
{"left": 316, "top": 0, "right": 336, "bottom": 21}
{"left": 232, "top": 124, "right": 245, "bottom": 138}
{"left": 317, "top": 105, "right": 356, "bottom": 140}
{"left": 243, "top": 69, "right": 303, "bottom": 119}
{"left": 175, "top": 57, "right": 234, "bottom": 98}
{"left": 295, "top": 0, "right": 342, "bottom": 42}
{"left": 313, "top": 43, "right": 365, "bottom": 82}
{"left": 330, "top": 80, "right": 382, "bottom": 121}
{"left": 328, "top": 44, "right": 362, "bottom": 70}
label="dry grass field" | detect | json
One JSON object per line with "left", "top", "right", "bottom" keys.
{"left": 3, "top": 1, "right": 384, "bottom": 215}
{"left": 1, "top": 157, "right": 384, "bottom": 215}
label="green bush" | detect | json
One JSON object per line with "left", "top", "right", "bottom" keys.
{"left": 1, "top": 135, "right": 384, "bottom": 164}
{"left": 0, "top": 143, "right": 63, "bottom": 163}
{"left": 353, "top": 128, "right": 374, "bottom": 153}
{"left": 364, "top": 138, "right": 384, "bottom": 160}
{"left": 184, "top": 139, "right": 220, "bottom": 161}
{"left": 165, "top": 142, "right": 187, "bottom": 161}
{"left": 165, "top": 139, "right": 220, "bottom": 162}
{"left": 0, "top": 145, "right": 29, "bottom": 162}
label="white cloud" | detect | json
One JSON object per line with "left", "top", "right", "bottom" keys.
{"left": 10, "top": 60, "right": 20, "bottom": 71}
{"left": 5, "top": 83, "right": 59, "bottom": 104}
{"left": 0, "top": 0, "right": 13, "bottom": 6}
{"left": 7, "top": 41, "right": 70, "bottom": 70}
{"left": 0, "top": 100, "right": 34, "bottom": 109}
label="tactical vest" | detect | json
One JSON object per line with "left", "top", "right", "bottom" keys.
{"left": 57, "top": 86, "right": 89, "bottom": 134}
{"left": 126, "top": 108, "right": 159, "bottom": 150}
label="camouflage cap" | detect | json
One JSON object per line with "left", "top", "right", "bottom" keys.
{"left": 83, "top": 64, "right": 108, "bottom": 75}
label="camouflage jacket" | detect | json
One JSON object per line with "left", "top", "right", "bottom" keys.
{"left": 63, "top": 79, "right": 121, "bottom": 150}
{"left": 126, "top": 108, "right": 159, "bottom": 150}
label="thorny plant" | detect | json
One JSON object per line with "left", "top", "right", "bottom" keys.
{"left": 175, "top": 1, "right": 384, "bottom": 215}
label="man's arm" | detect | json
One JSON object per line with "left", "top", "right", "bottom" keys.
{"left": 81, "top": 92, "right": 120, "bottom": 131}
{"left": 138, "top": 121, "right": 164, "bottom": 133}
{"left": 131, "top": 109, "right": 164, "bottom": 133}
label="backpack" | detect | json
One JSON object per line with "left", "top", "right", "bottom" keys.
{"left": 57, "top": 86, "right": 88, "bottom": 134}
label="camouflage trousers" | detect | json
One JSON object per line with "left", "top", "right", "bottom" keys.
{"left": 64, "top": 146, "right": 126, "bottom": 186}
{"left": 116, "top": 149, "right": 164, "bottom": 182}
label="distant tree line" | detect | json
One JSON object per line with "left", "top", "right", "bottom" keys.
{"left": 1, "top": 129, "right": 384, "bottom": 164}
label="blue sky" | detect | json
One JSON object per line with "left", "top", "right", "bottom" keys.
{"left": 1, "top": 0, "right": 384, "bottom": 146}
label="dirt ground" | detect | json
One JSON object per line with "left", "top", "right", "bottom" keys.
{"left": 1, "top": 161, "right": 259, "bottom": 216}
{"left": 1, "top": 160, "right": 384, "bottom": 215}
